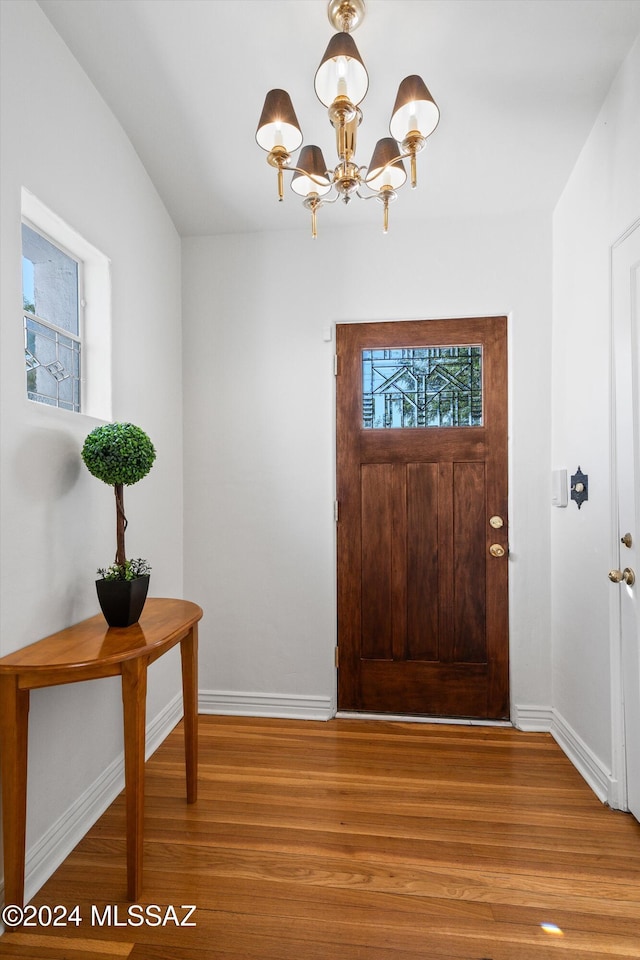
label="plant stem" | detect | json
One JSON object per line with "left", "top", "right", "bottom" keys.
{"left": 114, "top": 482, "right": 128, "bottom": 566}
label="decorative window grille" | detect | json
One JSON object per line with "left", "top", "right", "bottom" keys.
{"left": 362, "top": 345, "right": 483, "bottom": 428}
{"left": 22, "top": 222, "right": 82, "bottom": 412}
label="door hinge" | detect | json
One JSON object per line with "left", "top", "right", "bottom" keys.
{"left": 334, "top": 354, "right": 339, "bottom": 376}
{"left": 334, "top": 646, "right": 339, "bottom": 668}
{"left": 334, "top": 500, "right": 339, "bottom": 522}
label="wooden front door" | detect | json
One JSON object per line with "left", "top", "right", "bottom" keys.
{"left": 336, "top": 317, "right": 509, "bottom": 719}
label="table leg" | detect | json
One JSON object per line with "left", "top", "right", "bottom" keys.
{"left": 180, "top": 623, "right": 198, "bottom": 804}
{"left": 0, "top": 676, "right": 30, "bottom": 909}
{"left": 121, "top": 657, "right": 147, "bottom": 902}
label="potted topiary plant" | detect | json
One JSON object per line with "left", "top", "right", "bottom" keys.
{"left": 81, "top": 422, "right": 156, "bottom": 627}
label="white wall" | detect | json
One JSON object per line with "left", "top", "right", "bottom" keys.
{"left": 182, "top": 212, "right": 553, "bottom": 721}
{"left": 0, "top": 0, "right": 183, "bottom": 897}
{"left": 551, "top": 37, "right": 640, "bottom": 785}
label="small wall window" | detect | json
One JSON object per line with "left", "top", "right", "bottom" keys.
{"left": 21, "top": 188, "right": 112, "bottom": 421}
{"left": 23, "top": 222, "right": 83, "bottom": 412}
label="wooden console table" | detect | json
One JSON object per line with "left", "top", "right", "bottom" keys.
{"left": 0, "top": 597, "right": 202, "bottom": 907}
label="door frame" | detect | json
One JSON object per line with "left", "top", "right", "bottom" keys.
{"left": 609, "top": 219, "right": 640, "bottom": 810}
{"left": 332, "top": 314, "right": 514, "bottom": 720}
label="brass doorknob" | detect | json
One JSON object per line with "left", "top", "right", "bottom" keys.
{"left": 608, "top": 567, "right": 636, "bottom": 586}
{"left": 489, "top": 543, "right": 505, "bottom": 558}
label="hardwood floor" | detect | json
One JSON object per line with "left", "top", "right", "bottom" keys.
{"left": 1, "top": 716, "right": 640, "bottom": 959}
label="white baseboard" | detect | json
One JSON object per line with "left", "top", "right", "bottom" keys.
{"left": 4, "top": 691, "right": 184, "bottom": 909}
{"left": 513, "top": 702, "right": 612, "bottom": 805}
{"left": 199, "top": 690, "right": 334, "bottom": 721}
{"left": 550, "top": 708, "right": 611, "bottom": 804}
{"left": 145, "top": 691, "right": 185, "bottom": 758}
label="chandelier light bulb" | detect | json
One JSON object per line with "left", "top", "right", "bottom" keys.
{"left": 337, "top": 60, "right": 347, "bottom": 97}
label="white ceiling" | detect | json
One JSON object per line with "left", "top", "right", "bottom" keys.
{"left": 38, "top": 0, "right": 640, "bottom": 237}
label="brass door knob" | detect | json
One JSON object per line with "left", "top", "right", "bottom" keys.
{"left": 489, "top": 543, "right": 505, "bottom": 558}
{"left": 608, "top": 567, "right": 636, "bottom": 586}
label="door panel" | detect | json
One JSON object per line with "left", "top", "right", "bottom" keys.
{"left": 361, "top": 463, "right": 396, "bottom": 659}
{"left": 336, "top": 317, "right": 509, "bottom": 719}
{"left": 453, "top": 460, "right": 487, "bottom": 662}
{"left": 406, "top": 463, "right": 439, "bottom": 660}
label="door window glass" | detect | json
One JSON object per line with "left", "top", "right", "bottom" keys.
{"left": 362, "top": 345, "right": 482, "bottom": 428}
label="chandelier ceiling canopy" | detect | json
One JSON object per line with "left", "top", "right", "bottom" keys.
{"left": 256, "top": 0, "right": 440, "bottom": 237}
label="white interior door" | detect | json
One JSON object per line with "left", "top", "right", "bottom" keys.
{"left": 612, "top": 221, "right": 640, "bottom": 821}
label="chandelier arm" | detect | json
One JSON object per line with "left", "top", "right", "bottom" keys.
{"left": 305, "top": 190, "right": 341, "bottom": 206}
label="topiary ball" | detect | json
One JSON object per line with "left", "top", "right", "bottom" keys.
{"left": 81, "top": 422, "right": 156, "bottom": 487}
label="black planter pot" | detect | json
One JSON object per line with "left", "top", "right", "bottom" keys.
{"left": 96, "top": 575, "right": 150, "bottom": 628}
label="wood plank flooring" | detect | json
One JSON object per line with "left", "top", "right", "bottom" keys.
{"left": 1, "top": 716, "right": 639, "bottom": 959}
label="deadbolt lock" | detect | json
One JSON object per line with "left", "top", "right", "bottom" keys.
{"left": 489, "top": 543, "right": 506, "bottom": 558}
{"left": 621, "top": 532, "right": 633, "bottom": 548}
{"left": 489, "top": 515, "right": 504, "bottom": 529}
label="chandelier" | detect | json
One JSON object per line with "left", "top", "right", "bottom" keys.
{"left": 256, "top": 0, "right": 440, "bottom": 237}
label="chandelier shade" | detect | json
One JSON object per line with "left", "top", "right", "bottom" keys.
{"left": 366, "top": 137, "right": 407, "bottom": 192}
{"left": 314, "top": 32, "right": 369, "bottom": 107}
{"left": 389, "top": 74, "right": 440, "bottom": 142}
{"left": 291, "top": 145, "right": 332, "bottom": 197}
{"left": 255, "top": 89, "right": 303, "bottom": 153}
